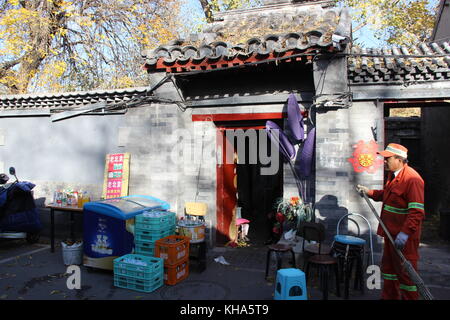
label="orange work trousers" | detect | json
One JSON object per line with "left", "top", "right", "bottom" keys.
{"left": 381, "top": 240, "right": 419, "bottom": 300}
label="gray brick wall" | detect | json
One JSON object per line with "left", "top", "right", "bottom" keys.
{"left": 121, "top": 104, "right": 179, "bottom": 209}
{"left": 315, "top": 101, "right": 384, "bottom": 252}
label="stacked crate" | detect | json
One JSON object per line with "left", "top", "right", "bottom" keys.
{"left": 155, "top": 235, "right": 190, "bottom": 285}
{"left": 134, "top": 211, "right": 176, "bottom": 257}
{"left": 113, "top": 254, "right": 164, "bottom": 293}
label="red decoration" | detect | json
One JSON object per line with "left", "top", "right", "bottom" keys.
{"left": 347, "top": 140, "right": 384, "bottom": 173}
{"left": 276, "top": 212, "right": 285, "bottom": 224}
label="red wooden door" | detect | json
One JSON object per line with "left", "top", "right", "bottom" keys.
{"left": 216, "top": 128, "right": 237, "bottom": 246}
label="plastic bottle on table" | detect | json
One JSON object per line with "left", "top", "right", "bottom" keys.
{"left": 77, "top": 191, "right": 83, "bottom": 208}
{"left": 82, "top": 191, "right": 90, "bottom": 204}
{"left": 55, "top": 191, "right": 62, "bottom": 206}
{"left": 61, "top": 191, "right": 67, "bottom": 206}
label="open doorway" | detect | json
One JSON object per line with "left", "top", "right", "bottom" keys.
{"left": 384, "top": 100, "right": 450, "bottom": 242}
{"left": 216, "top": 119, "right": 284, "bottom": 247}
{"left": 384, "top": 106, "right": 422, "bottom": 176}
{"left": 236, "top": 128, "right": 283, "bottom": 247}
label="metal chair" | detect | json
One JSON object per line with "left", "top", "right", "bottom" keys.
{"left": 265, "top": 243, "right": 296, "bottom": 280}
{"left": 297, "top": 221, "right": 339, "bottom": 300}
{"left": 305, "top": 254, "right": 340, "bottom": 300}
{"left": 297, "top": 221, "right": 332, "bottom": 270}
{"left": 332, "top": 213, "right": 374, "bottom": 299}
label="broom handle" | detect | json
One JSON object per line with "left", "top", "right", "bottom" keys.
{"left": 360, "top": 190, "right": 434, "bottom": 300}
{"left": 361, "top": 192, "right": 399, "bottom": 254}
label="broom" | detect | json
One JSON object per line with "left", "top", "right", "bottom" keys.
{"left": 359, "top": 190, "right": 434, "bottom": 300}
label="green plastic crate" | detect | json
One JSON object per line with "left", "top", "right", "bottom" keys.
{"left": 135, "top": 223, "right": 175, "bottom": 234}
{"left": 135, "top": 211, "right": 176, "bottom": 230}
{"left": 114, "top": 273, "right": 163, "bottom": 293}
{"left": 113, "top": 254, "right": 163, "bottom": 280}
{"left": 134, "top": 241, "right": 155, "bottom": 257}
{"left": 134, "top": 229, "right": 173, "bottom": 243}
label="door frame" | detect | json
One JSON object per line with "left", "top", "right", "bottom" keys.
{"left": 193, "top": 112, "right": 286, "bottom": 246}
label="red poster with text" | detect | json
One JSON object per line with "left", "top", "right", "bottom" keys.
{"left": 102, "top": 153, "right": 130, "bottom": 199}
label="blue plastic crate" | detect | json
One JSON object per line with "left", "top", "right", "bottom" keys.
{"left": 136, "top": 217, "right": 175, "bottom": 225}
{"left": 134, "top": 241, "right": 155, "bottom": 257}
{"left": 114, "top": 273, "right": 163, "bottom": 293}
{"left": 134, "top": 229, "right": 173, "bottom": 243}
{"left": 113, "top": 254, "right": 163, "bottom": 280}
{"left": 135, "top": 248, "right": 154, "bottom": 257}
{"left": 135, "top": 211, "right": 176, "bottom": 229}
{"left": 135, "top": 222, "right": 176, "bottom": 233}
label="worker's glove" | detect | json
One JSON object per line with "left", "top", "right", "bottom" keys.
{"left": 356, "top": 185, "right": 369, "bottom": 196}
{"left": 394, "top": 232, "right": 409, "bottom": 250}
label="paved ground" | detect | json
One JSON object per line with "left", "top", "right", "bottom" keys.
{"left": 1, "top": 235, "right": 450, "bottom": 302}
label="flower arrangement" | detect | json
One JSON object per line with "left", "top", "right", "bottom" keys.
{"left": 276, "top": 196, "right": 313, "bottom": 222}
{"left": 271, "top": 196, "right": 314, "bottom": 237}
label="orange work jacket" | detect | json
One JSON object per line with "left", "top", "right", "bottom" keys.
{"left": 368, "top": 164, "right": 425, "bottom": 259}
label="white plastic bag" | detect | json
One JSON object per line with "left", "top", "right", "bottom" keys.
{"left": 214, "top": 256, "right": 230, "bottom": 265}
{"left": 61, "top": 240, "right": 83, "bottom": 249}
{"left": 61, "top": 241, "right": 83, "bottom": 265}
{"left": 284, "top": 229, "right": 296, "bottom": 242}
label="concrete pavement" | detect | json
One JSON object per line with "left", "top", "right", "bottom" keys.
{"left": 1, "top": 235, "right": 450, "bottom": 301}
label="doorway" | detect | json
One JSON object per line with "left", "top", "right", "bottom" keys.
{"left": 216, "top": 119, "right": 284, "bottom": 247}
{"left": 384, "top": 106, "right": 422, "bottom": 176}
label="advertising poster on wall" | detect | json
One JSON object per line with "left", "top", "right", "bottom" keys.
{"left": 102, "top": 153, "right": 130, "bottom": 199}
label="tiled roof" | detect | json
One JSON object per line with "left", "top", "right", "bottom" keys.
{"left": 142, "top": 3, "right": 351, "bottom": 73}
{"left": 0, "top": 87, "right": 149, "bottom": 109}
{"left": 348, "top": 42, "right": 450, "bottom": 84}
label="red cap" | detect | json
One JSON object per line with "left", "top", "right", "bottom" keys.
{"left": 378, "top": 143, "right": 408, "bottom": 158}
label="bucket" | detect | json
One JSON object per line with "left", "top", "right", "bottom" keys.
{"left": 61, "top": 241, "right": 83, "bottom": 265}
{"left": 177, "top": 221, "right": 205, "bottom": 243}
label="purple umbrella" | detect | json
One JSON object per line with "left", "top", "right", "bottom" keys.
{"left": 265, "top": 120, "right": 295, "bottom": 160}
{"left": 298, "top": 127, "right": 315, "bottom": 177}
{"left": 287, "top": 93, "right": 304, "bottom": 141}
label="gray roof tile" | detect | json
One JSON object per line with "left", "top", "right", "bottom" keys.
{"left": 142, "top": 4, "right": 351, "bottom": 73}
{"left": 348, "top": 42, "right": 450, "bottom": 84}
{"left": 0, "top": 87, "right": 148, "bottom": 109}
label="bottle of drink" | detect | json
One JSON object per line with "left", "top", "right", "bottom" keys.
{"left": 56, "top": 191, "right": 62, "bottom": 206}
{"left": 82, "top": 191, "right": 90, "bottom": 205}
{"left": 77, "top": 190, "right": 83, "bottom": 208}
{"left": 61, "top": 191, "right": 67, "bottom": 206}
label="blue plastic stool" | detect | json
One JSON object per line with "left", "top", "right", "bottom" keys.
{"left": 274, "top": 268, "right": 307, "bottom": 300}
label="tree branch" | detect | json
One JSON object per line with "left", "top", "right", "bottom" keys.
{"left": 0, "top": 59, "right": 20, "bottom": 74}
{"left": 199, "top": 0, "right": 215, "bottom": 23}
{"left": 353, "top": 21, "right": 368, "bottom": 33}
